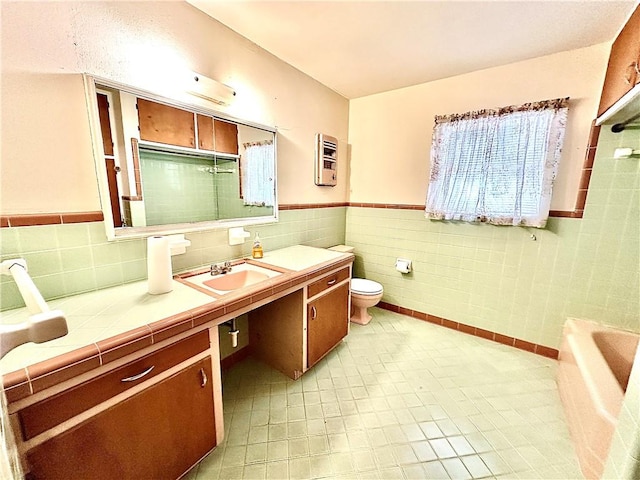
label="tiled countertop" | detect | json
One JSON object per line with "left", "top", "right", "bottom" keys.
{"left": 0, "top": 280, "right": 215, "bottom": 376}
{"left": 0, "top": 245, "right": 352, "bottom": 401}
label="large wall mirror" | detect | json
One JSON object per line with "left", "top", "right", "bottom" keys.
{"left": 84, "top": 76, "right": 277, "bottom": 240}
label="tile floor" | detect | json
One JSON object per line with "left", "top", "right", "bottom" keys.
{"left": 186, "top": 308, "right": 583, "bottom": 479}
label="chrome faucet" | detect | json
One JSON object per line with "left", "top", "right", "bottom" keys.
{"left": 210, "top": 261, "right": 232, "bottom": 275}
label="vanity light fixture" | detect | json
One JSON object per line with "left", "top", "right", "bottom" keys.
{"left": 186, "top": 71, "right": 236, "bottom": 106}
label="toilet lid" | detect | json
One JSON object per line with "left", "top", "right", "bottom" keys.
{"left": 351, "top": 278, "right": 383, "bottom": 295}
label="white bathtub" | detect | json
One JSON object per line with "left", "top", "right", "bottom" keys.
{"left": 557, "top": 318, "right": 640, "bottom": 479}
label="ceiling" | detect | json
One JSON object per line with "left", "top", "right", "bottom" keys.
{"left": 187, "top": 1, "right": 636, "bottom": 99}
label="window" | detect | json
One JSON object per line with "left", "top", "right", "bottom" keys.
{"left": 241, "top": 140, "right": 275, "bottom": 207}
{"left": 426, "top": 98, "right": 568, "bottom": 228}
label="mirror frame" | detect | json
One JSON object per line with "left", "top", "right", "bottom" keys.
{"left": 83, "top": 74, "right": 278, "bottom": 240}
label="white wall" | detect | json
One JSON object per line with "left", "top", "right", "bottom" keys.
{"left": 348, "top": 43, "right": 611, "bottom": 211}
{"left": 0, "top": 1, "right": 350, "bottom": 215}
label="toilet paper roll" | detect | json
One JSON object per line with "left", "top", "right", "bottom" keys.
{"left": 395, "top": 259, "right": 412, "bottom": 274}
{"left": 147, "top": 236, "right": 173, "bottom": 295}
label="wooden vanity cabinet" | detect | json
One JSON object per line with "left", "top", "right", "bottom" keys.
{"left": 26, "top": 358, "right": 215, "bottom": 480}
{"left": 249, "top": 266, "right": 351, "bottom": 378}
{"left": 307, "top": 282, "right": 349, "bottom": 368}
{"left": 249, "top": 291, "right": 305, "bottom": 379}
{"left": 19, "top": 332, "right": 210, "bottom": 440}
{"left": 598, "top": 5, "right": 640, "bottom": 116}
{"left": 19, "top": 331, "right": 217, "bottom": 480}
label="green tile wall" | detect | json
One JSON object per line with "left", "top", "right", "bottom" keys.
{"left": 346, "top": 126, "right": 639, "bottom": 348}
{"left": 140, "top": 151, "right": 218, "bottom": 225}
{"left": 0, "top": 207, "right": 347, "bottom": 311}
{"left": 139, "top": 151, "right": 273, "bottom": 225}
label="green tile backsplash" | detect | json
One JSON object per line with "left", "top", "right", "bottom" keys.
{"left": 0, "top": 207, "right": 347, "bottom": 311}
{"left": 346, "top": 126, "right": 639, "bottom": 348}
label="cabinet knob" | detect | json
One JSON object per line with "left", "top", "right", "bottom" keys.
{"left": 199, "top": 368, "right": 208, "bottom": 388}
{"left": 310, "top": 306, "right": 317, "bottom": 320}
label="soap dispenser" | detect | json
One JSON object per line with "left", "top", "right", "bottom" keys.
{"left": 252, "top": 233, "right": 264, "bottom": 259}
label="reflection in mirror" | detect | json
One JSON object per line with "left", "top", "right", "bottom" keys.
{"left": 86, "top": 76, "right": 277, "bottom": 239}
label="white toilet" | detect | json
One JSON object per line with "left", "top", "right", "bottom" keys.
{"left": 329, "top": 245, "right": 384, "bottom": 325}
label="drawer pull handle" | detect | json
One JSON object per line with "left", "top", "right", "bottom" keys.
{"left": 311, "top": 306, "right": 317, "bottom": 320}
{"left": 327, "top": 279, "right": 337, "bottom": 286}
{"left": 200, "top": 368, "right": 208, "bottom": 388}
{"left": 121, "top": 366, "right": 155, "bottom": 383}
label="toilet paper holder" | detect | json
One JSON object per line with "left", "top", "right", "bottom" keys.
{"left": 395, "top": 258, "right": 412, "bottom": 274}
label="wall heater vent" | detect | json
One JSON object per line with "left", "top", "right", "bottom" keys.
{"left": 315, "top": 133, "right": 337, "bottom": 187}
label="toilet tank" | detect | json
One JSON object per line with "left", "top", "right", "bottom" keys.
{"left": 329, "top": 245, "right": 355, "bottom": 253}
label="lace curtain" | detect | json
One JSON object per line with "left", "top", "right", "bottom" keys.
{"left": 426, "top": 98, "right": 568, "bottom": 228}
{"left": 241, "top": 140, "right": 275, "bottom": 207}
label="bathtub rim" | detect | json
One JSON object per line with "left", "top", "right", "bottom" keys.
{"left": 560, "top": 317, "right": 639, "bottom": 424}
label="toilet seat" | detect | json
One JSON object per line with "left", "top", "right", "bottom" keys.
{"left": 351, "top": 278, "right": 383, "bottom": 296}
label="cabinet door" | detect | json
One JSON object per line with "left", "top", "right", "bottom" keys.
{"left": 97, "top": 93, "right": 114, "bottom": 156}
{"left": 26, "top": 358, "right": 216, "bottom": 480}
{"left": 137, "top": 98, "right": 196, "bottom": 148}
{"left": 307, "top": 283, "right": 349, "bottom": 368}
{"left": 96, "top": 93, "right": 122, "bottom": 227}
{"left": 196, "top": 114, "right": 215, "bottom": 151}
{"left": 214, "top": 119, "right": 239, "bottom": 155}
{"left": 598, "top": 6, "right": 640, "bottom": 116}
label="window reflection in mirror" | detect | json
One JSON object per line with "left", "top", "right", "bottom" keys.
{"left": 87, "top": 76, "right": 277, "bottom": 239}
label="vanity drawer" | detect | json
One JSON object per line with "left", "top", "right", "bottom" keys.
{"left": 307, "top": 267, "right": 350, "bottom": 298}
{"left": 19, "top": 330, "right": 210, "bottom": 441}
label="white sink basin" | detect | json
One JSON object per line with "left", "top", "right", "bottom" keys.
{"left": 179, "top": 262, "right": 281, "bottom": 295}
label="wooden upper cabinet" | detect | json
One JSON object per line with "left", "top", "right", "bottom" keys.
{"left": 137, "top": 98, "right": 238, "bottom": 154}
{"left": 194, "top": 116, "right": 238, "bottom": 154}
{"left": 214, "top": 119, "right": 239, "bottom": 155}
{"left": 598, "top": 5, "right": 640, "bottom": 117}
{"left": 196, "top": 114, "right": 215, "bottom": 150}
{"left": 137, "top": 98, "right": 195, "bottom": 148}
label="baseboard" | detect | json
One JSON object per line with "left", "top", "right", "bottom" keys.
{"left": 377, "top": 301, "right": 559, "bottom": 359}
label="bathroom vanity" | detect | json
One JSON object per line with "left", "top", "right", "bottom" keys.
{"left": 1, "top": 245, "right": 353, "bottom": 479}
